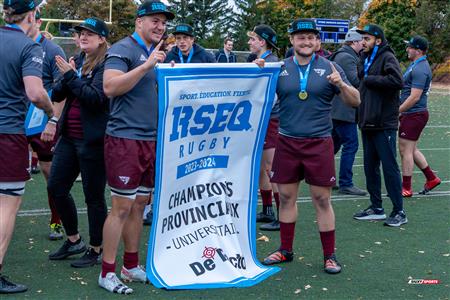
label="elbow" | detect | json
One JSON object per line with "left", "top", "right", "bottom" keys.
{"left": 103, "top": 82, "right": 115, "bottom": 98}
{"left": 27, "top": 88, "right": 46, "bottom": 104}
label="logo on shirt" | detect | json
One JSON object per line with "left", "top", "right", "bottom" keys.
{"left": 140, "top": 54, "right": 147, "bottom": 62}
{"left": 32, "top": 56, "right": 43, "bottom": 64}
{"left": 119, "top": 176, "right": 130, "bottom": 185}
{"left": 279, "top": 69, "right": 289, "bottom": 77}
{"left": 314, "top": 68, "right": 326, "bottom": 77}
{"left": 400, "top": 132, "right": 406, "bottom": 136}
{"left": 330, "top": 176, "right": 336, "bottom": 182}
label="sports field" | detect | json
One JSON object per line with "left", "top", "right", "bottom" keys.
{"left": 6, "top": 88, "right": 449, "bottom": 299}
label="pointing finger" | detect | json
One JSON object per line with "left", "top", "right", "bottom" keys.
{"left": 330, "top": 61, "right": 338, "bottom": 73}
{"left": 154, "top": 39, "right": 164, "bottom": 52}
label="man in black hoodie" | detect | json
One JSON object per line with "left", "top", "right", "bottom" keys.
{"left": 352, "top": 24, "right": 406, "bottom": 227}
{"left": 164, "top": 24, "right": 215, "bottom": 63}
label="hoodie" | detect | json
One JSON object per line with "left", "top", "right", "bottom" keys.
{"left": 164, "top": 44, "right": 216, "bottom": 64}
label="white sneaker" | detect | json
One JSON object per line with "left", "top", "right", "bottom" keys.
{"left": 120, "top": 265, "right": 148, "bottom": 283}
{"left": 98, "top": 272, "right": 133, "bottom": 294}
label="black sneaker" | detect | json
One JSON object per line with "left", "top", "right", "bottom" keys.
{"left": 0, "top": 275, "right": 27, "bottom": 294}
{"left": 339, "top": 186, "right": 367, "bottom": 196}
{"left": 384, "top": 211, "right": 408, "bottom": 227}
{"left": 49, "top": 238, "right": 86, "bottom": 260}
{"left": 353, "top": 207, "right": 386, "bottom": 220}
{"left": 71, "top": 248, "right": 102, "bottom": 268}
{"left": 143, "top": 210, "right": 153, "bottom": 226}
{"left": 259, "top": 220, "right": 280, "bottom": 231}
{"left": 256, "top": 211, "right": 275, "bottom": 223}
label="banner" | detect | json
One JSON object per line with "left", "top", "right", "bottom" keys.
{"left": 146, "top": 63, "right": 281, "bottom": 289}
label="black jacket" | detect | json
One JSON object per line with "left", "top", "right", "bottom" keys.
{"left": 215, "top": 48, "right": 237, "bottom": 63}
{"left": 357, "top": 42, "right": 403, "bottom": 131}
{"left": 330, "top": 45, "right": 360, "bottom": 123}
{"left": 164, "top": 44, "right": 216, "bottom": 63}
{"left": 52, "top": 53, "right": 109, "bottom": 147}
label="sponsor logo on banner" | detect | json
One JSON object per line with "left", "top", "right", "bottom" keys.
{"left": 146, "top": 63, "right": 282, "bottom": 289}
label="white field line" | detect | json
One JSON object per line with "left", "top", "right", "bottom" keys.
{"left": 18, "top": 191, "right": 450, "bottom": 217}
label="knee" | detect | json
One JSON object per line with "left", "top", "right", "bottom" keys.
{"left": 278, "top": 191, "right": 295, "bottom": 207}
{"left": 111, "top": 205, "right": 132, "bottom": 221}
{"left": 313, "top": 195, "right": 331, "bottom": 210}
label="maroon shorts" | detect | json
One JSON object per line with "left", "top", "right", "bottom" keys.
{"left": 104, "top": 135, "right": 156, "bottom": 190}
{"left": 399, "top": 111, "right": 429, "bottom": 141}
{"left": 271, "top": 135, "right": 336, "bottom": 187}
{"left": 0, "top": 134, "right": 30, "bottom": 182}
{"left": 27, "top": 133, "right": 57, "bottom": 162}
{"left": 263, "top": 118, "right": 279, "bottom": 150}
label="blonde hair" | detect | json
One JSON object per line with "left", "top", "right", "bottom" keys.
{"left": 82, "top": 41, "right": 108, "bottom": 76}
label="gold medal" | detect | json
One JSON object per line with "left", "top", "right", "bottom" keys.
{"left": 298, "top": 91, "right": 308, "bottom": 100}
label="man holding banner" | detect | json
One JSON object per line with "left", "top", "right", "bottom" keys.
{"left": 263, "top": 19, "right": 360, "bottom": 274}
{"left": 99, "top": 0, "right": 174, "bottom": 294}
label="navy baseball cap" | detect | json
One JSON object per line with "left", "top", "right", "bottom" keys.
{"left": 405, "top": 35, "right": 428, "bottom": 51}
{"left": 74, "top": 17, "right": 109, "bottom": 38}
{"left": 137, "top": 0, "right": 175, "bottom": 20}
{"left": 172, "top": 24, "right": 194, "bottom": 37}
{"left": 288, "top": 19, "right": 319, "bottom": 35}
{"left": 356, "top": 24, "right": 385, "bottom": 40}
{"left": 247, "top": 24, "right": 278, "bottom": 49}
{"left": 3, "top": 0, "right": 42, "bottom": 15}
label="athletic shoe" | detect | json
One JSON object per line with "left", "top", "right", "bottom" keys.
{"left": 262, "top": 249, "right": 293, "bottom": 265}
{"left": 0, "top": 275, "right": 27, "bottom": 294}
{"left": 49, "top": 238, "right": 86, "bottom": 260}
{"left": 402, "top": 188, "right": 413, "bottom": 197}
{"left": 353, "top": 207, "right": 386, "bottom": 220}
{"left": 30, "top": 165, "right": 40, "bottom": 174}
{"left": 324, "top": 254, "right": 342, "bottom": 274}
{"left": 384, "top": 211, "right": 408, "bottom": 227}
{"left": 143, "top": 210, "right": 153, "bottom": 226}
{"left": 259, "top": 220, "right": 280, "bottom": 231}
{"left": 256, "top": 211, "right": 275, "bottom": 223}
{"left": 339, "top": 186, "right": 367, "bottom": 196}
{"left": 419, "top": 177, "right": 441, "bottom": 195}
{"left": 49, "top": 223, "right": 64, "bottom": 240}
{"left": 120, "top": 266, "right": 148, "bottom": 283}
{"left": 98, "top": 272, "right": 133, "bottom": 295}
{"left": 71, "top": 248, "right": 102, "bottom": 268}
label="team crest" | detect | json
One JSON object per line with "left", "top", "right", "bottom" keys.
{"left": 140, "top": 54, "right": 147, "bottom": 62}
{"left": 119, "top": 176, "right": 130, "bottom": 185}
{"left": 314, "top": 68, "right": 326, "bottom": 76}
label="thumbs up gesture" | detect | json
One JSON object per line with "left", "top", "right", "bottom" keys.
{"left": 327, "top": 62, "right": 344, "bottom": 88}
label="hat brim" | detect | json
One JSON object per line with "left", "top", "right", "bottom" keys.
{"left": 139, "top": 11, "right": 175, "bottom": 21}
{"left": 247, "top": 31, "right": 279, "bottom": 50}
{"left": 74, "top": 24, "right": 107, "bottom": 37}
{"left": 173, "top": 31, "right": 194, "bottom": 37}
{"left": 356, "top": 29, "right": 372, "bottom": 36}
{"left": 289, "top": 28, "right": 319, "bottom": 35}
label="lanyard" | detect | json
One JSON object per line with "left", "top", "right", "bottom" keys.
{"left": 293, "top": 54, "right": 316, "bottom": 93}
{"left": 77, "top": 58, "right": 84, "bottom": 78}
{"left": 131, "top": 32, "right": 154, "bottom": 57}
{"left": 178, "top": 47, "right": 194, "bottom": 64}
{"left": 364, "top": 45, "right": 378, "bottom": 78}
{"left": 403, "top": 56, "right": 427, "bottom": 78}
{"left": 260, "top": 50, "right": 272, "bottom": 60}
{"left": 5, "top": 24, "right": 23, "bottom": 32}
{"left": 35, "top": 33, "right": 44, "bottom": 43}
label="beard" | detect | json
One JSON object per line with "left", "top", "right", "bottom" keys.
{"left": 295, "top": 49, "right": 314, "bottom": 58}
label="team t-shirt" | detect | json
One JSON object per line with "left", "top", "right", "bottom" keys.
{"left": 0, "top": 26, "right": 43, "bottom": 134}
{"left": 400, "top": 58, "right": 432, "bottom": 114}
{"left": 105, "top": 36, "right": 158, "bottom": 141}
{"left": 276, "top": 55, "right": 350, "bottom": 138}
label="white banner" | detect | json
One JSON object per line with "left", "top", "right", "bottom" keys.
{"left": 147, "top": 63, "right": 281, "bottom": 289}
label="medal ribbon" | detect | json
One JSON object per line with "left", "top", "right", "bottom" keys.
{"left": 178, "top": 47, "right": 194, "bottom": 64}
{"left": 5, "top": 24, "right": 23, "bottom": 32}
{"left": 260, "top": 50, "right": 272, "bottom": 60}
{"left": 293, "top": 53, "right": 316, "bottom": 94}
{"left": 132, "top": 32, "right": 155, "bottom": 57}
{"left": 403, "top": 56, "right": 427, "bottom": 78}
{"left": 364, "top": 45, "right": 378, "bottom": 78}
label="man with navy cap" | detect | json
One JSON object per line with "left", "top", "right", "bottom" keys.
{"left": 164, "top": 23, "right": 215, "bottom": 63}
{"left": 1, "top": 0, "right": 54, "bottom": 294}
{"left": 101, "top": 0, "right": 174, "bottom": 294}
{"left": 398, "top": 35, "right": 440, "bottom": 197}
{"left": 263, "top": 19, "right": 360, "bottom": 274}
{"left": 329, "top": 30, "right": 367, "bottom": 196}
{"left": 352, "top": 24, "right": 406, "bottom": 227}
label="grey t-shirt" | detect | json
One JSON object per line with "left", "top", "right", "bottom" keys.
{"left": 276, "top": 55, "right": 350, "bottom": 137}
{"left": 38, "top": 35, "right": 66, "bottom": 92}
{"left": 0, "top": 26, "right": 43, "bottom": 134}
{"left": 400, "top": 58, "right": 431, "bottom": 114}
{"left": 264, "top": 53, "right": 280, "bottom": 119}
{"left": 105, "top": 36, "right": 158, "bottom": 141}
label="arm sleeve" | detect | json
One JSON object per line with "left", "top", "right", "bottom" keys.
{"left": 105, "top": 43, "right": 130, "bottom": 73}
{"left": 411, "top": 67, "right": 428, "bottom": 90}
{"left": 22, "top": 43, "right": 43, "bottom": 77}
{"left": 64, "top": 62, "right": 108, "bottom": 108}
{"left": 363, "top": 54, "right": 403, "bottom": 90}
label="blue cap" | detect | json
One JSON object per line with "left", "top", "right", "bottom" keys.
{"left": 3, "top": 0, "right": 42, "bottom": 15}
{"left": 74, "top": 17, "right": 109, "bottom": 38}
{"left": 173, "top": 24, "right": 194, "bottom": 37}
{"left": 288, "top": 19, "right": 319, "bottom": 35}
{"left": 137, "top": 0, "right": 175, "bottom": 20}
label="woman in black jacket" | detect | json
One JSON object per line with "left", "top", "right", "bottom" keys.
{"left": 47, "top": 17, "right": 109, "bottom": 268}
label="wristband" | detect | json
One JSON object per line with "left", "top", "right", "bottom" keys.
{"left": 48, "top": 116, "right": 59, "bottom": 124}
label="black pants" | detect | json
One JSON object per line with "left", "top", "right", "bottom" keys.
{"left": 361, "top": 130, "right": 403, "bottom": 213}
{"left": 47, "top": 136, "right": 107, "bottom": 247}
